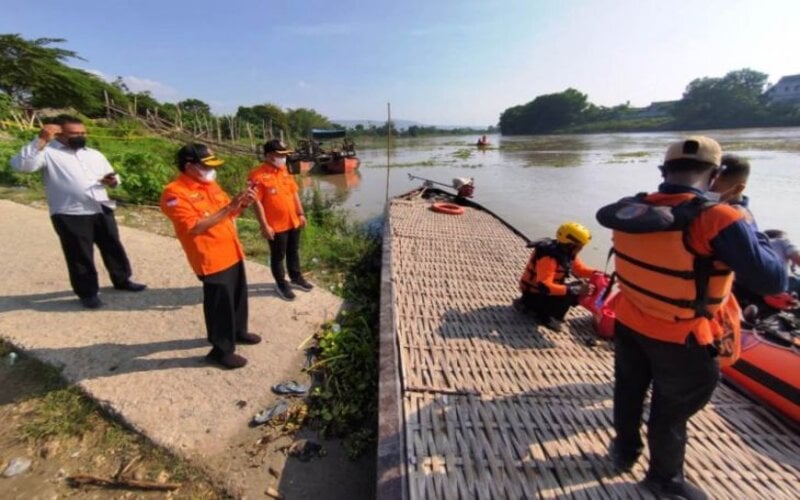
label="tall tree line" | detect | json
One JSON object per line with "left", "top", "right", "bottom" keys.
{"left": 499, "top": 69, "right": 800, "bottom": 135}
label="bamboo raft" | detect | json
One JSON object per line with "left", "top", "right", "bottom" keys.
{"left": 377, "top": 187, "right": 800, "bottom": 499}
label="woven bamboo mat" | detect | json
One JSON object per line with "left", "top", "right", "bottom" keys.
{"left": 386, "top": 194, "right": 800, "bottom": 499}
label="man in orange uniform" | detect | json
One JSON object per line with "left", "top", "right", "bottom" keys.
{"left": 160, "top": 144, "right": 259, "bottom": 369}
{"left": 600, "top": 137, "right": 785, "bottom": 499}
{"left": 514, "top": 222, "right": 596, "bottom": 329}
{"left": 249, "top": 139, "right": 313, "bottom": 301}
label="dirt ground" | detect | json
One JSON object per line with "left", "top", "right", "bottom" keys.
{"left": 0, "top": 348, "right": 221, "bottom": 499}
{"left": 0, "top": 194, "right": 375, "bottom": 499}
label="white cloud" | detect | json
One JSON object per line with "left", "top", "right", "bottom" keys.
{"left": 85, "top": 68, "right": 111, "bottom": 80}
{"left": 119, "top": 76, "right": 178, "bottom": 100}
{"left": 298, "top": 80, "right": 311, "bottom": 88}
{"left": 84, "top": 69, "right": 178, "bottom": 101}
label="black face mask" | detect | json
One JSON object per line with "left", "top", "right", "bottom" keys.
{"left": 66, "top": 136, "right": 87, "bottom": 149}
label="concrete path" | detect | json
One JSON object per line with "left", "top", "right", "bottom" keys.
{"left": 0, "top": 200, "right": 346, "bottom": 495}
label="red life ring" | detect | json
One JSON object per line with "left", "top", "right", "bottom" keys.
{"left": 431, "top": 202, "right": 464, "bottom": 215}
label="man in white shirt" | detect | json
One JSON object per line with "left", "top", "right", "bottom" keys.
{"left": 10, "top": 115, "right": 146, "bottom": 309}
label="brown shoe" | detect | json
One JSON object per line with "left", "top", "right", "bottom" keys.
{"left": 206, "top": 351, "right": 247, "bottom": 369}
{"left": 236, "top": 332, "right": 262, "bottom": 345}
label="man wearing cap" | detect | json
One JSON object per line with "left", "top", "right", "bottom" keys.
{"left": 10, "top": 115, "right": 146, "bottom": 309}
{"left": 160, "top": 144, "right": 258, "bottom": 369}
{"left": 598, "top": 136, "right": 785, "bottom": 499}
{"left": 248, "top": 139, "right": 314, "bottom": 301}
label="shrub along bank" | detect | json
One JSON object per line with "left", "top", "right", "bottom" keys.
{"left": 0, "top": 119, "right": 381, "bottom": 459}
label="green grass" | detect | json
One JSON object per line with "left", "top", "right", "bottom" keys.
{"left": 452, "top": 148, "right": 472, "bottom": 160}
{"left": 21, "top": 387, "right": 97, "bottom": 440}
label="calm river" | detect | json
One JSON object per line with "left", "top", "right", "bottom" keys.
{"left": 303, "top": 128, "right": 799, "bottom": 267}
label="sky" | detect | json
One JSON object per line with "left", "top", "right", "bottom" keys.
{"left": 4, "top": 0, "right": 800, "bottom": 126}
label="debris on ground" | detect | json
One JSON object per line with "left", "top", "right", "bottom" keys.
{"left": 2, "top": 457, "right": 32, "bottom": 477}
{"left": 251, "top": 400, "right": 290, "bottom": 427}
{"left": 66, "top": 455, "right": 182, "bottom": 491}
{"left": 281, "top": 439, "right": 326, "bottom": 462}
{"left": 271, "top": 381, "right": 308, "bottom": 395}
{"left": 66, "top": 474, "right": 182, "bottom": 491}
{"left": 265, "top": 486, "right": 285, "bottom": 499}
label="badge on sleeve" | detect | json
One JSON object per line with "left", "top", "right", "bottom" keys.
{"left": 165, "top": 197, "right": 179, "bottom": 208}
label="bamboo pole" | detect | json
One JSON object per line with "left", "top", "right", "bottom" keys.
{"left": 216, "top": 117, "right": 222, "bottom": 142}
{"left": 104, "top": 90, "right": 111, "bottom": 118}
{"left": 176, "top": 104, "right": 183, "bottom": 130}
{"left": 385, "top": 102, "right": 392, "bottom": 204}
{"left": 246, "top": 122, "right": 255, "bottom": 150}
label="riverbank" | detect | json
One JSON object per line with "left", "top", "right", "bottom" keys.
{"left": 0, "top": 197, "right": 378, "bottom": 498}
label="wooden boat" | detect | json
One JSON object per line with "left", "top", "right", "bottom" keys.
{"left": 287, "top": 158, "right": 313, "bottom": 175}
{"left": 311, "top": 129, "right": 360, "bottom": 174}
{"left": 319, "top": 154, "right": 360, "bottom": 174}
{"left": 722, "top": 312, "right": 800, "bottom": 424}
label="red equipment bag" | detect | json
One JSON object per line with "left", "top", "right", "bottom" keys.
{"left": 579, "top": 272, "right": 618, "bottom": 339}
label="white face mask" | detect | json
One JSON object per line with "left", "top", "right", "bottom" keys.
{"left": 270, "top": 156, "right": 287, "bottom": 168}
{"left": 194, "top": 165, "right": 217, "bottom": 183}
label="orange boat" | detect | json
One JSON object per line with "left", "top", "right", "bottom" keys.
{"left": 722, "top": 313, "right": 800, "bottom": 424}
{"left": 320, "top": 154, "right": 360, "bottom": 174}
{"left": 287, "top": 158, "right": 314, "bottom": 175}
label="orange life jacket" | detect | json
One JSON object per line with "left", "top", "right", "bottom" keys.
{"left": 519, "top": 239, "right": 571, "bottom": 294}
{"left": 605, "top": 195, "right": 734, "bottom": 322}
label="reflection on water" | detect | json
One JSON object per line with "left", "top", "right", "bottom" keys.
{"left": 300, "top": 128, "right": 800, "bottom": 267}
{"left": 301, "top": 170, "right": 362, "bottom": 204}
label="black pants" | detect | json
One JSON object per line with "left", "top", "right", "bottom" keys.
{"left": 267, "top": 227, "right": 302, "bottom": 284}
{"left": 199, "top": 260, "right": 248, "bottom": 355}
{"left": 50, "top": 208, "right": 132, "bottom": 299}
{"left": 518, "top": 291, "right": 578, "bottom": 321}
{"left": 613, "top": 321, "right": 719, "bottom": 483}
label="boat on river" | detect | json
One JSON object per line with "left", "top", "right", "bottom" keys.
{"left": 288, "top": 128, "right": 360, "bottom": 175}
{"left": 722, "top": 309, "right": 800, "bottom": 424}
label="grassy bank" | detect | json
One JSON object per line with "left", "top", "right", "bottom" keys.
{"left": 1, "top": 118, "right": 382, "bottom": 461}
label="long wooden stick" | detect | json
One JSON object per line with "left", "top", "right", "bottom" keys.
{"left": 67, "top": 474, "right": 182, "bottom": 491}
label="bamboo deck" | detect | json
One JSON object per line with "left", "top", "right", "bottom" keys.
{"left": 377, "top": 189, "right": 800, "bottom": 499}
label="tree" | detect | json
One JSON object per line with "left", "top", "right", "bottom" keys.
{"left": 0, "top": 34, "right": 128, "bottom": 116}
{"left": 673, "top": 69, "right": 768, "bottom": 128}
{"left": 236, "top": 103, "right": 288, "bottom": 138}
{"left": 178, "top": 98, "right": 210, "bottom": 116}
{"left": 286, "top": 107, "right": 331, "bottom": 139}
{"left": 0, "top": 34, "right": 82, "bottom": 105}
{"left": 499, "top": 88, "right": 589, "bottom": 134}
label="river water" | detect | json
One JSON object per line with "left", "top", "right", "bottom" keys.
{"left": 302, "top": 128, "right": 800, "bottom": 267}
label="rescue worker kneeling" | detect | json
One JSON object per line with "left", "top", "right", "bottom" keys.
{"left": 514, "top": 222, "right": 597, "bottom": 329}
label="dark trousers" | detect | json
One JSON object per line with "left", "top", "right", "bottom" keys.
{"left": 199, "top": 260, "right": 248, "bottom": 355}
{"left": 50, "top": 208, "right": 132, "bottom": 299}
{"left": 518, "top": 291, "right": 578, "bottom": 321}
{"left": 267, "top": 228, "right": 302, "bottom": 284}
{"left": 613, "top": 321, "right": 719, "bottom": 482}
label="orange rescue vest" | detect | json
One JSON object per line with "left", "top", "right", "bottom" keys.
{"left": 520, "top": 239, "right": 571, "bottom": 294}
{"left": 600, "top": 194, "right": 734, "bottom": 322}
